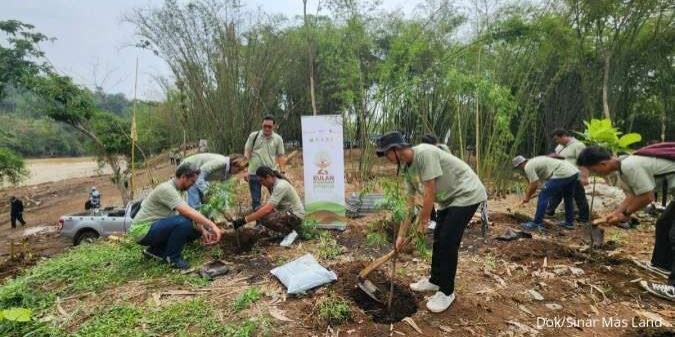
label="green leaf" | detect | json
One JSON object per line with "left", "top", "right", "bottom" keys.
{"left": 618, "top": 133, "right": 642, "bottom": 148}
{"left": 2, "top": 308, "right": 32, "bottom": 322}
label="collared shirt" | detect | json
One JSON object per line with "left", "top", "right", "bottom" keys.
{"left": 130, "top": 179, "right": 187, "bottom": 239}
{"left": 245, "top": 131, "right": 285, "bottom": 174}
{"left": 524, "top": 156, "right": 578, "bottom": 182}
{"left": 268, "top": 179, "right": 305, "bottom": 219}
{"left": 405, "top": 143, "right": 487, "bottom": 209}
{"left": 618, "top": 155, "right": 675, "bottom": 195}
{"left": 182, "top": 153, "right": 230, "bottom": 181}
{"left": 554, "top": 138, "right": 585, "bottom": 166}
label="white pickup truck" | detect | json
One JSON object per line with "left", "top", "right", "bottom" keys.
{"left": 58, "top": 201, "right": 142, "bottom": 245}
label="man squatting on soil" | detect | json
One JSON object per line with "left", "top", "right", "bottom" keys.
{"left": 376, "top": 131, "right": 488, "bottom": 313}
{"left": 577, "top": 145, "right": 675, "bottom": 302}
{"left": 129, "top": 163, "right": 223, "bottom": 270}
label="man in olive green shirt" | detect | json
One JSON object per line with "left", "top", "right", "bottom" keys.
{"left": 181, "top": 153, "right": 248, "bottom": 208}
{"left": 231, "top": 166, "right": 304, "bottom": 235}
{"left": 513, "top": 155, "right": 580, "bottom": 230}
{"left": 130, "top": 163, "right": 222, "bottom": 270}
{"left": 546, "top": 129, "right": 590, "bottom": 223}
{"left": 578, "top": 145, "right": 674, "bottom": 301}
{"left": 244, "top": 116, "right": 286, "bottom": 216}
{"left": 376, "top": 131, "right": 487, "bottom": 314}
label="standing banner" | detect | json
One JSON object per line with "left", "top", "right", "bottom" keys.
{"left": 301, "top": 115, "right": 346, "bottom": 226}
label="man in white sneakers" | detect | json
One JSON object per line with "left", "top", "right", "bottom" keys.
{"left": 376, "top": 131, "right": 487, "bottom": 313}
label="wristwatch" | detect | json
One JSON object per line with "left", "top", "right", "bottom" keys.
{"left": 622, "top": 209, "right": 631, "bottom": 217}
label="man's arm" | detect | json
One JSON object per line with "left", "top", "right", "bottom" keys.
{"left": 579, "top": 167, "right": 590, "bottom": 185}
{"left": 175, "top": 204, "right": 222, "bottom": 242}
{"left": 606, "top": 191, "right": 654, "bottom": 225}
{"left": 522, "top": 181, "right": 539, "bottom": 204}
{"left": 244, "top": 203, "right": 275, "bottom": 223}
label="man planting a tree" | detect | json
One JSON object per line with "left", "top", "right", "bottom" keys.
{"left": 179, "top": 153, "right": 249, "bottom": 208}
{"left": 130, "top": 163, "right": 222, "bottom": 270}
{"left": 577, "top": 145, "right": 675, "bottom": 301}
{"left": 375, "top": 131, "right": 487, "bottom": 313}
{"left": 512, "top": 155, "right": 580, "bottom": 231}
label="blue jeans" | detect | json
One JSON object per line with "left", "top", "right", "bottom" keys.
{"left": 534, "top": 173, "right": 578, "bottom": 225}
{"left": 248, "top": 174, "right": 262, "bottom": 210}
{"left": 138, "top": 215, "right": 200, "bottom": 260}
{"left": 187, "top": 173, "right": 209, "bottom": 208}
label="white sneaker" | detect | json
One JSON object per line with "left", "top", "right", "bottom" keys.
{"left": 640, "top": 281, "right": 675, "bottom": 302}
{"left": 410, "top": 278, "right": 439, "bottom": 292}
{"left": 426, "top": 291, "right": 455, "bottom": 313}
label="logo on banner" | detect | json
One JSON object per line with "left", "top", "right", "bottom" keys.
{"left": 313, "top": 150, "right": 335, "bottom": 192}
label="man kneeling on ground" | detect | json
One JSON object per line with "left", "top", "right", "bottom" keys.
{"left": 231, "top": 166, "right": 305, "bottom": 235}
{"left": 129, "top": 163, "right": 222, "bottom": 269}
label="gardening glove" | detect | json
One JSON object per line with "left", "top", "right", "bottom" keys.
{"left": 232, "top": 218, "right": 247, "bottom": 230}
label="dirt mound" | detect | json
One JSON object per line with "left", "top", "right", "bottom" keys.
{"left": 333, "top": 262, "right": 419, "bottom": 324}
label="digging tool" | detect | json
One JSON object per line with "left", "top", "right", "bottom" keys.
{"left": 358, "top": 216, "right": 414, "bottom": 303}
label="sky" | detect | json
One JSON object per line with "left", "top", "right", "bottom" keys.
{"left": 2, "top": 0, "right": 422, "bottom": 101}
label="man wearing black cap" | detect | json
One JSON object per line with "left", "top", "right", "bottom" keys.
{"left": 376, "top": 131, "right": 487, "bottom": 313}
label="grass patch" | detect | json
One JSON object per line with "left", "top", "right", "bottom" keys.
{"left": 233, "top": 287, "right": 262, "bottom": 312}
{"left": 317, "top": 231, "right": 342, "bottom": 260}
{"left": 314, "top": 292, "right": 352, "bottom": 326}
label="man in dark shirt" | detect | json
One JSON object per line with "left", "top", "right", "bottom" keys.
{"left": 10, "top": 196, "right": 26, "bottom": 229}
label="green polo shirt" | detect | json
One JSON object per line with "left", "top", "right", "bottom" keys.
{"left": 405, "top": 144, "right": 487, "bottom": 209}
{"left": 244, "top": 131, "right": 285, "bottom": 174}
{"left": 129, "top": 180, "right": 187, "bottom": 240}
{"left": 268, "top": 179, "right": 305, "bottom": 219}
{"left": 524, "top": 156, "right": 578, "bottom": 183}
{"left": 554, "top": 138, "right": 585, "bottom": 166}
{"left": 618, "top": 155, "right": 675, "bottom": 196}
{"left": 182, "top": 153, "right": 230, "bottom": 181}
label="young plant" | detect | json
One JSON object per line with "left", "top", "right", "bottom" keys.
{"left": 233, "top": 287, "right": 262, "bottom": 312}
{"left": 314, "top": 292, "right": 353, "bottom": 326}
{"left": 318, "top": 231, "right": 342, "bottom": 260}
{"left": 298, "top": 216, "right": 319, "bottom": 240}
{"left": 577, "top": 118, "right": 642, "bottom": 154}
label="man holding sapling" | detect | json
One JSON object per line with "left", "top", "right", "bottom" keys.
{"left": 512, "top": 155, "right": 579, "bottom": 231}
{"left": 130, "top": 163, "right": 222, "bottom": 270}
{"left": 179, "top": 153, "right": 249, "bottom": 209}
{"left": 577, "top": 144, "right": 675, "bottom": 301}
{"left": 375, "top": 131, "right": 487, "bottom": 313}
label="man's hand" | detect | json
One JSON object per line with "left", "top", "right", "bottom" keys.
{"left": 605, "top": 212, "right": 627, "bottom": 226}
{"left": 580, "top": 176, "right": 589, "bottom": 186}
{"left": 232, "top": 218, "right": 247, "bottom": 230}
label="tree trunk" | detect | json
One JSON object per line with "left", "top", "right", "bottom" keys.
{"left": 602, "top": 52, "right": 611, "bottom": 120}
{"left": 303, "top": 0, "right": 318, "bottom": 116}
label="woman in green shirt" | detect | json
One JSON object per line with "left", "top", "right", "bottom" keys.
{"left": 232, "top": 166, "right": 305, "bottom": 234}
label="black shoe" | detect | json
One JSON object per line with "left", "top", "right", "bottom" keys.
{"left": 143, "top": 248, "right": 163, "bottom": 261}
{"left": 167, "top": 256, "right": 190, "bottom": 270}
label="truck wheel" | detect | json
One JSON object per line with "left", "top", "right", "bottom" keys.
{"left": 75, "top": 230, "right": 99, "bottom": 245}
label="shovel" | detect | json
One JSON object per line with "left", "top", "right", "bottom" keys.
{"left": 587, "top": 218, "right": 606, "bottom": 248}
{"left": 357, "top": 215, "right": 414, "bottom": 303}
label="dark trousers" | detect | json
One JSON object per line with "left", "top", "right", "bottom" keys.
{"left": 651, "top": 201, "right": 674, "bottom": 286}
{"left": 546, "top": 179, "right": 590, "bottom": 222}
{"left": 248, "top": 174, "right": 262, "bottom": 211}
{"left": 534, "top": 174, "right": 578, "bottom": 225}
{"left": 260, "top": 210, "right": 302, "bottom": 234}
{"left": 429, "top": 203, "right": 480, "bottom": 295}
{"left": 138, "top": 215, "right": 200, "bottom": 260}
{"left": 10, "top": 213, "right": 26, "bottom": 228}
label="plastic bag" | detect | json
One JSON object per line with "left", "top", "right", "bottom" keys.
{"left": 270, "top": 254, "right": 337, "bottom": 294}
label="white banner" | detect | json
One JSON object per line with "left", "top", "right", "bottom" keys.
{"left": 301, "top": 115, "right": 345, "bottom": 225}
